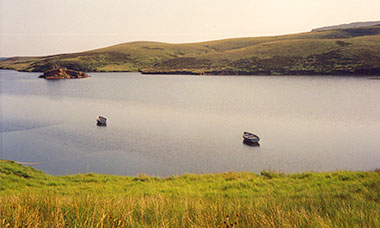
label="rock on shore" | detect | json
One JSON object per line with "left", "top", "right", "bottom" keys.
{"left": 39, "top": 68, "right": 89, "bottom": 79}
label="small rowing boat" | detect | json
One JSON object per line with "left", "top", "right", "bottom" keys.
{"left": 243, "top": 131, "right": 260, "bottom": 144}
{"left": 97, "top": 116, "right": 107, "bottom": 126}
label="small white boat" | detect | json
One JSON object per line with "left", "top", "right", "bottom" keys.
{"left": 96, "top": 116, "right": 107, "bottom": 126}
{"left": 243, "top": 131, "right": 260, "bottom": 144}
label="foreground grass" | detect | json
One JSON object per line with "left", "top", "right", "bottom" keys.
{"left": 1, "top": 160, "right": 379, "bottom": 227}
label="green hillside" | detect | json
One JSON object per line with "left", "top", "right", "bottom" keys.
{"left": 1, "top": 160, "right": 380, "bottom": 227}
{"left": 1, "top": 25, "right": 380, "bottom": 75}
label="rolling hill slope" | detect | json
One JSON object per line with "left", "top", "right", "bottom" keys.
{"left": 312, "top": 20, "right": 380, "bottom": 31}
{"left": 1, "top": 25, "right": 380, "bottom": 75}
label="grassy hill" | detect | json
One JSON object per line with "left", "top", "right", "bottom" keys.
{"left": 1, "top": 160, "right": 380, "bottom": 227}
{"left": 312, "top": 21, "right": 380, "bottom": 31}
{"left": 1, "top": 25, "right": 380, "bottom": 75}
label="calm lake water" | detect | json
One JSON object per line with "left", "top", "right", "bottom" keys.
{"left": 1, "top": 70, "right": 380, "bottom": 176}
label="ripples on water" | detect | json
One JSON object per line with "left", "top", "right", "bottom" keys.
{"left": 1, "top": 70, "right": 380, "bottom": 175}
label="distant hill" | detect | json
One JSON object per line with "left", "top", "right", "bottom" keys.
{"left": 1, "top": 24, "right": 380, "bottom": 76}
{"left": 312, "top": 21, "right": 380, "bottom": 31}
{"left": 0, "top": 57, "right": 8, "bottom": 61}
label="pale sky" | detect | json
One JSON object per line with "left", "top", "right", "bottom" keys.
{"left": 0, "top": 0, "right": 379, "bottom": 57}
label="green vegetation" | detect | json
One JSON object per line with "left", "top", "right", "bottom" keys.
{"left": 1, "top": 160, "right": 379, "bottom": 227}
{"left": 1, "top": 25, "right": 380, "bottom": 75}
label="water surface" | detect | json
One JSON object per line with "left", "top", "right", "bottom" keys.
{"left": 1, "top": 70, "right": 379, "bottom": 175}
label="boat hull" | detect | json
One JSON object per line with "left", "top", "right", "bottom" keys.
{"left": 242, "top": 131, "right": 260, "bottom": 145}
{"left": 97, "top": 121, "right": 107, "bottom": 126}
{"left": 243, "top": 137, "right": 260, "bottom": 143}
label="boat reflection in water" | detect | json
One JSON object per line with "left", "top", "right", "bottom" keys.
{"left": 242, "top": 131, "right": 260, "bottom": 147}
{"left": 243, "top": 141, "right": 260, "bottom": 147}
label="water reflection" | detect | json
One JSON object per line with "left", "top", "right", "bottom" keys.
{"left": 242, "top": 141, "right": 260, "bottom": 147}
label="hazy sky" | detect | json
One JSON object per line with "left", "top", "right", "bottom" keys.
{"left": 1, "top": 0, "right": 379, "bottom": 57}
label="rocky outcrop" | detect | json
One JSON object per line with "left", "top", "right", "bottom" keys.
{"left": 39, "top": 68, "right": 89, "bottom": 79}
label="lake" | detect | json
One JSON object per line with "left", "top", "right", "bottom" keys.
{"left": 1, "top": 70, "right": 380, "bottom": 176}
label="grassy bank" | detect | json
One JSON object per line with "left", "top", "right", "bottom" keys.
{"left": 1, "top": 26, "right": 380, "bottom": 76}
{"left": 1, "top": 160, "right": 379, "bottom": 227}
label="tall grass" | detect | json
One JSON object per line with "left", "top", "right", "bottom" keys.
{"left": 1, "top": 160, "right": 380, "bottom": 227}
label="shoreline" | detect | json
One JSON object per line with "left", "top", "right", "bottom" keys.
{"left": 1, "top": 159, "right": 379, "bottom": 178}
{"left": 1, "top": 68, "right": 380, "bottom": 77}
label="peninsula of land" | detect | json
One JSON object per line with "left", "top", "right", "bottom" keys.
{"left": 1, "top": 22, "right": 380, "bottom": 76}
